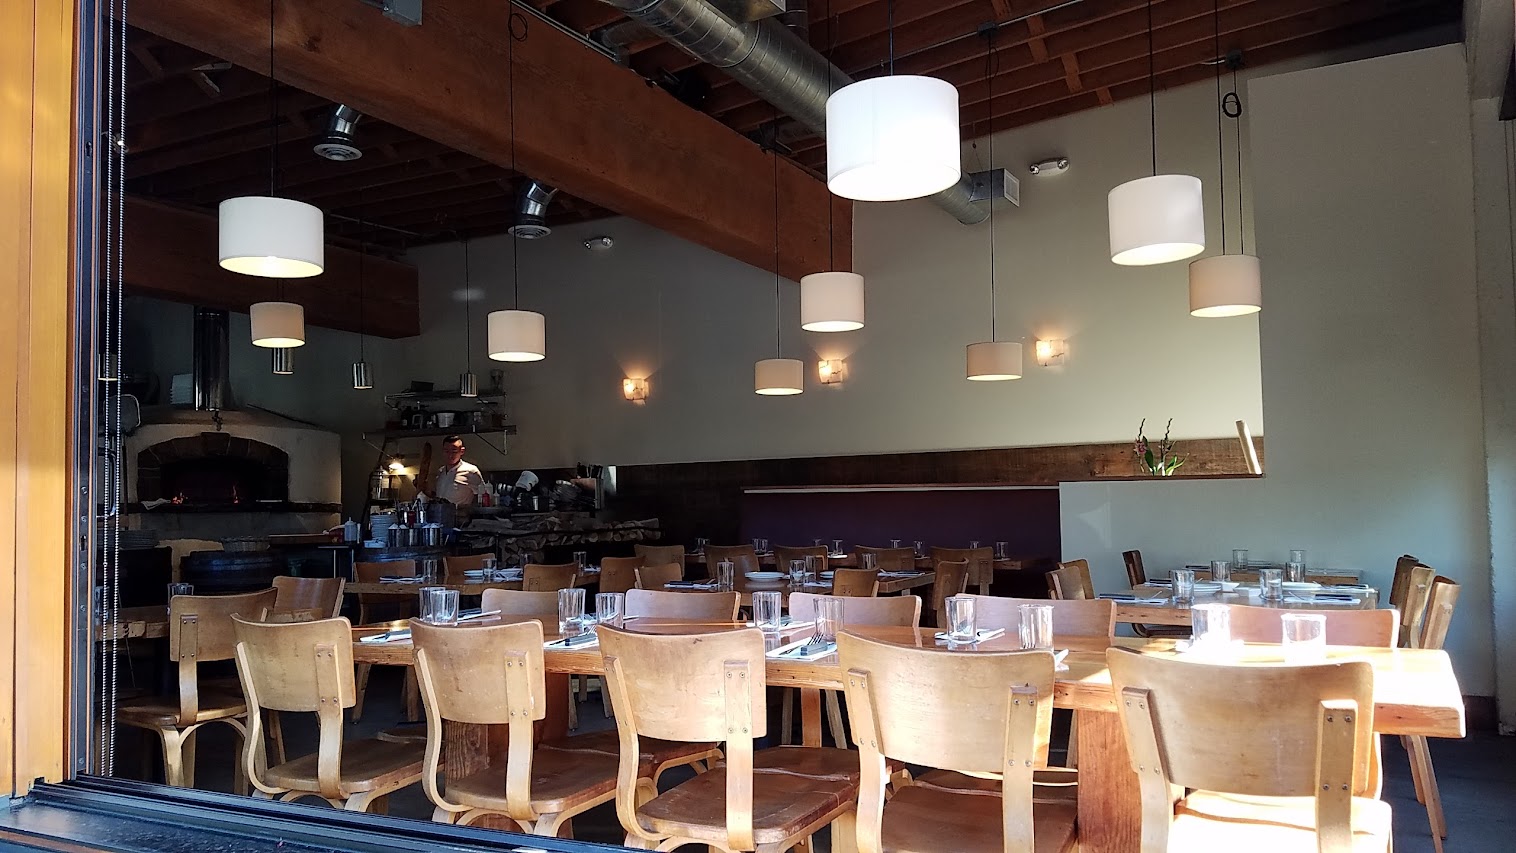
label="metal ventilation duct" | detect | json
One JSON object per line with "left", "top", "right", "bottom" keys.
{"left": 508, "top": 179, "right": 559, "bottom": 239}
{"left": 592, "top": 0, "right": 986, "bottom": 225}
{"left": 313, "top": 104, "right": 363, "bottom": 161}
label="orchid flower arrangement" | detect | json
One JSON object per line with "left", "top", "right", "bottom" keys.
{"left": 1134, "top": 418, "right": 1186, "bottom": 477}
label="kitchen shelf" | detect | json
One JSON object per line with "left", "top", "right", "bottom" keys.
{"left": 383, "top": 390, "right": 507, "bottom": 408}
{"left": 366, "top": 425, "right": 518, "bottom": 441}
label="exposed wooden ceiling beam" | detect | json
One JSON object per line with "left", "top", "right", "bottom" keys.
{"left": 130, "top": 0, "right": 842, "bottom": 280}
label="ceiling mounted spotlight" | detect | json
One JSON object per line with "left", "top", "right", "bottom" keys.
{"left": 1029, "top": 157, "right": 1070, "bottom": 176}
{"left": 583, "top": 236, "right": 614, "bottom": 252}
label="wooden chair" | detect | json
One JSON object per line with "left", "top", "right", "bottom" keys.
{"left": 118, "top": 588, "right": 277, "bottom": 791}
{"left": 1405, "top": 575, "right": 1460, "bottom": 852}
{"left": 599, "top": 626, "right": 861, "bottom": 852}
{"left": 598, "top": 555, "right": 645, "bottom": 595}
{"left": 926, "top": 560, "right": 969, "bottom": 627}
{"left": 633, "top": 543, "right": 685, "bottom": 569}
{"left": 1046, "top": 560, "right": 1094, "bottom": 600}
{"left": 1107, "top": 648, "right": 1387, "bottom": 851}
{"left": 625, "top": 588, "right": 740, "bottom": 621}
{"left": 854, "top": 546, "right": 917, "bottom": 572}
{"left": 1224, "top": 604, "right": 1399, "bottom": 646}
{"left": 705, "top": 543, "right": 759, "bottom": 575}
{"left": 480, "top": 589, "right": 560, "bottom": 620}
{"left": 523, "top": 562, "right": 579, "bottom": 592}
{"left": 773, "top": 544, "right": 828, "bottom": 571}
{"left": 1387, "top": 554, "right": 1421, "bottom": 624}
{"left": 1121, "top": 550, "right": 1147, "bottom": 586}
{"left": 443, "top": 553, "right": 493, "bottom": 577}
{"left": 272, "top": 576, "right": 345, "bottom": 618}
{"left": 352, "top": 560, "right": 420, "bottom": 723}
{"left": 838, "top": 632, "right": 1077, "bottom": 853}
{"left": 931, "top": 546, "right": 994, "bottom": 595}
{"left": 633, "top": 562, "right": 684, "bottom": 590}
{"left": 789, "top": 592, "right": 921, "bottom": 747}
{"left": 1394, "top": 563, "right": 1437, "bottom": 649}
{"left": 966, "top": 594, "right": 1115, "bottom": 640}
{"left": 231, "top": 615, "right": 425, "bottom": 812}
{"left": 830, "top": 567, "right": 879, "bottom": 597}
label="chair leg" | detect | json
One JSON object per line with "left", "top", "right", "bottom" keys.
{"left": 352, "top": 663, "right": 372, "bottom": 723}
{"left": 1410, "top": 736, "right": 1447, "bottom": 843}
{"left": 403, "top": 669, "right": 421, "bottom": 720}
{"left": 824, "top": 691, "right": 847, "bottom": 748}
{"left": 157, "top": 729, "right": 187, "bottom": 787}
{"left": 267, "top": 710, "right": 287, "bottom": 766}
{"left": 568, "top": 683, "right": 579, "bottom": 731}
{"left": 780, "top": 688, "right": 795, "bottom": 746}
{"left": 180, "top": 728, "right": 198, "bottom": 788}
{"left": 600, "top": 676, "right": 613, "bottom": 718}
{"left": 830, "top": 809, "right": 859, "bottom": 853}
{"left": 1065, "top": 713, "right": 1079, "bottom": 769}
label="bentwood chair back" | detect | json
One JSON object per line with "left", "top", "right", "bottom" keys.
{"left": 966, "top": 594, "right": 1115, "bottom": 640}
{"left": 443, "top": 553, "right": 492, "bottom": 577}
{"left": 598, "top": 555, "right": 645, "bottom": 595}
{"left": 634, "top": 562, "right": 683, "bottom": 590}
{"left": 837, "top": 632, "right": 1075, "bottom": 853}
{"left": 790, "top": 592, "right": 920, "bottom": 628}
{"left": 830, "top": 567, "right": 879, "bottom": 597}
{"left": 705, "top": 544, "right": 758, "bottom": 573}
{"left": 931, "top": 546, "right": 994, "bottom": 595}
{"left": 599, "top": 627, "right": 861, "bottom": 851}
{"left": 774, "top": 544, "right": 828, "bottom": 570}
{"left": 1047, "top": 560, "right": 1094, "bottom": 600}
{"left": 1107, "top": 649, "right": 1386, "bottom": 851}
{"left": 625, "top": 588, "right": 739, "bottom": 621}
{"left": 1121, "top": 550, "right": 1147, "bottom": 587}
{"left": 480, "top": 589, "right": 560, "bottom": 622}
{"left": 633, "top": 543, "right": 686, "bottom": 568}
{"left": 1388, "top": 554, "right": 1422, "bottom": 622}
{"left": 854, "top": 546, "right": 917, "bottom": 572}
{"left": 523, "top": 562, "right": 579, "bottom": 592}
{"left": 232, "top": 615, "right": 424, "bottom": 812}
{"left": 354, "top": 560, "right": 417, "bottom": 625}
{"left": 272, "top": 576, "right": 345, "bottom": 618}
{"left": 1406, "top": 575, "right": 1460, "bottom": 849}
{"left": 1396, "top": 563, "right": 1438, "bottom": 649}
{"left": 927, "top": 560, "right": 970, "bottom": 627}
{"left": 1224, "top": 605, "right": 1399, "bottom": 647}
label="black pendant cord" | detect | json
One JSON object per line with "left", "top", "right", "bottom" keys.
{"left": 357, "top": 227, "right": 366, "bottom": 362}
{"left": 1232, "top": 67, "right": 1246, "bottom": 254}
{"left": 1147, "top": 0, "right": 1156, "bottom": 175}
{"left": 508, "top": 7, "right": 523, "bottom": 309}
{"left": 772, "top": 106, "right": 782, "bottom": 359}
{"left": 887, "top": 0, "right": 895, "bottom": 75}
{"left": 825, "top": 0, "right": 835, "bottom": 271}
{"left": 985, "top": 30, "right": 997, "bottom": 342}
{"left": 269, "top": 0, "right": 284, "bottom": 303}
{"left": 1213, "top": 0, "right": 1225, "bottom": 255}
{"left": 462, "top": 239, "right": 473, "bottom": 371}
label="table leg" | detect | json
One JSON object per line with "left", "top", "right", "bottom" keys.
{"left": 800, "top": 688, "right": 823, "bottom": 747}
{"left": 542, "top": 672, "right": 571, "bottom": 742}
{"left": 1074, "top": 709, "right": 1142, "bottom": 853}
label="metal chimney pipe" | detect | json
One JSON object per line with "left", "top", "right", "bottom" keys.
{"left": 591, "top": 0, "right": 986, "bottom": 224}
{"left": 192, "top": 307, "right": 230, "bottom": 411}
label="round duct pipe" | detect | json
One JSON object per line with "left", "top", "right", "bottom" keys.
{"left": 313, "top": 104, "right": 363, "bottom": 162}
{"left": 508, "top": 179, "right": 559, "bottom": 239}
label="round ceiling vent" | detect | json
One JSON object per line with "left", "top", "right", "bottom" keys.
{"left": 313, "top": 138, "right": 363, "bottom": 162}
{"left": 507, "top": 223, "right": 552, "bottom": 240}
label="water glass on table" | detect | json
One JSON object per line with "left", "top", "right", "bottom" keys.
{"left": 1289, "top": 548, "right": 1307, "bottom": 566}
{"left": 831, "top": 539, "right": 844, "bottom": 556}
{"left": 1232, "top": 549, "right": 1249, "bottom": 569}
{"left": 945, "top": 595, "right": 977, "bottom": 644}
{"left": 595, "top": 592, "right": 625, "bottom": 629}
{"left": 788, "top": 560, "right": 807, "bottom": 589}
{"left": 1018, "top": 603, "right": 1053, "bottom": 651}
{"left": 1209, "top": 560, "right": 1231, "bottom": 583}
{"left": 1281, "top": 612, "right": 1327, "bottom": 663}
{"left": 695, "top": 537, "right": 709, "bottom": 554}
{"left": 752, "top": 538, "right": 769, "bottom": 554}
{"left": 913, "top": 540, "right": 926, "bottom": 558}
{"left": 860, "top": 552, "right": 877, "bottom": 571}
{"left": 995, "top": 541, "right": 1008, "bottom": 559}
{"left": 421, "top": 558, "right": 441, "bottom": 584}
{"left": 1284, "top": 561, "right": 1306, "bottom": 583}
{"left": 166, "top": 583, "right": 193, "bottom": 615}
{"left": 753, "top": 591, "right": 783, "bottom": 633}
{"left": 1259, "top": 567, "right": 1284, "bottom": 602}
{"left": 814, "top": 596, "right": 844, "bottom": 643}
{"left": 889, "top": 538, "right": 901, "bottom": 548}
{"left": 1171, "top": 569, "right": 1197, "bottom": 603}
{"left": 1190, "top": 603, "right": 1231, "bottom": 652}
{"left": 804, "top": 554, "right": 823, "bottom": 580}
{"left": 969, "top": 540, "right": 980, "bottom": 549}
{"left": 420, "top": 587, "right": 459, "bottom": 625}
{"left": 558, "top": 587, "right": 586, "bottom": 636}
{"left": 481, "top": 554, "right": 499, "bottom": 580}
{"left": 716, "top": 559, "right": 736, "bottom": 592}
{"left": 573, "top": 550, "right": 588, "bottom": 569}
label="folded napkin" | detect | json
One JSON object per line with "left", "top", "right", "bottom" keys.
{"left": 665, "top": 580, "right": 719, "bottom": 590}
{"left": 1287, "top": 593, "right": 1359, "bottom": 605}
{"left": 744, "top": 617, "right": 815, "bottom": 630}
{"left": 933, "top": 628, "right": 1006, "bottom": 643}
{"left": 1324, "top": 583, "right": 1370, "bottom": 590}
{"left": 1098, "top": 593, "right": 1170, "bottom": 604}
{"left": 766, "top": 637, "right": 837, "bottom": 661}
{"left": 359, "top": 628, "right": 412, "bottom": 644}
{"left": 1144, "top": 578, "right": 1173, "bottom": 586}
{"left": 545, "top": 632, "right": 599, "bottom": 650}
{"left": 879, "top": 571, "right": 924, "bottom": 578}
{"left": 379, "top": 576, "right": 423, "bottom": 584}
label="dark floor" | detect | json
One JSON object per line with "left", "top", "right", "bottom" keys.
{"left": 110, "top": 667, "right": 1516, "bottom": 850}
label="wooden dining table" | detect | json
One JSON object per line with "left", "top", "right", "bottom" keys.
{"left": 688, "top": 551, "right": 1039, "bottom": 572}
{"left": 350, "top": 616, "right": 1464, "bottom": 852}
{"left": 1112, "top": 583, "right": 1381, "bottom": 626}
{"left": 659, "top": 569, "right": 936, "bottom": 605}
{"left": 344, "top": 568, "right": 599, "bottom": 598}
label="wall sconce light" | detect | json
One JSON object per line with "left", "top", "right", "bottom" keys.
{"left": 1034, "top": 339, "right": 1066, "bottom": 367}
{"left": 818, "top": 359, "right": 847, "bottom": 385}
{"left": 623, "top": 377, "right": 648, "bottom": 404}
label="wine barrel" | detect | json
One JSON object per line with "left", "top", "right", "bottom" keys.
{"left": 179, "top": 550, "right": 287, "bottom": 594}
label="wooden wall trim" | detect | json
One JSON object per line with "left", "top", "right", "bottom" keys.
{"left": 0, "top": 0, "right": 77, "bottom": 794}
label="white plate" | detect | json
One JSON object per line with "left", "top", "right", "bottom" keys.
{"left": 1283, "top": 581, "right": 1322, "bottom": 591}
{"left": 820, "top": 571, "right": 835, "bottom": 579}
{"left": 745, "top": 571, "right": 784, "bottom": 581}
{"left": 1192, "top": 581, "right": 1222, "bottom": 593}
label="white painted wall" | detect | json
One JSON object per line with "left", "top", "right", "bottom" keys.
{"left": 1060, "top": 45, "right": 1495, "bottom": 696}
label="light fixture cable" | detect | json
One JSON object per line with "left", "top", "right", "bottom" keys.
{"left": 508, "top": 10, "right": 524, "bottom": 310}
{"left": 772, "top": 106, "right": 782, "bottom": 358}
{"left": 1147, "top": 0, "right": 1156, "bottom": 175}
{"left": 462, "top": 238, "right": 473, "bottom": 371}
{"left": 1213, "top": 0, "right": 1225, "bottom": 254}
{"left": 985, "top": 28, "right": 997, "bottom": 342}
{"left": 1232, "top": 65, "right": 1246, "bottom": 254}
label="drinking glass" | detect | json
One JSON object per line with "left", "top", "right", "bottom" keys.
{"left": 913, "top": 540, "right": 926, "bottom": 558}
{"left": 804, "top": 554, "right": 823, "bottom": 577}
{"left": 1018, "top": 603, "right": 1053, "bottom": 651}
{"left": 814, "top": 596, "right": 844, "bottom": 644}
{"left": 1232, "top": 549, "right": 1249, "bottom": 569}
{"left": 831, "top": 539, "right": 844, "bottom": 556}
{"left": 167, "top": 582, "right": 193, "bottom": 600}
{"left": 1259, "top": 567, "right": 1284, "bottom": 602}
{"left": 1289, "top": 548, "right": 1307, "bottom": 566}
{"left": 1209, "top": 560, "right": 1231, "bottom": 583}
{"left": 1281, "top": 612, "right": 1327, "bottom": 663}
{"left": 789, "top": 560, "right": 807, "bottom": 588}
{"left": 1284, "top": 561, "right": 1306, "bottom": 583}
{"left": 573, "top": 550, "right": 588, "bottom": 569}
{"left": 420, "top": 587, "right": 459, "bottom": 625}
{"left": 482, "top": 554, "right": 498, "bottom": 572}
{"left": 1171, "top": 569, "right": 1196, "bottom": 603}
{"left": 421, "top": 558, "right": 441, "bottom": 583}
{"left": 752, "top": 538, "right": 768, "bottom": 554}
{"left": 814, "top": 538, "right": 824, "bottom": 547}
{"left": 558, "top": 587, "right": 586, "bottom": 636}
{"left": 753, "top": 591, "right": 783, "bottom": 633}
{"left": 716, "top": 559, "right": 736, "bottom": 592}
{"left": 969, "top": 540, "right": 980, "bottom": 549}
{"left": 1190, "top": 603, "right": 1231, "bottom": 651}
{"left": 695, "top": 537, "right": 709, "bottom": 554}
{"left": 945, "top": 596, "right": 977, "bottom": 644}
{"left": 595, "top": 592, "right": 625, "bottom": 628}
{"left": 889, "top": 539, "right": 901, "bottom": 548}
{"left": 860, "top": 552, "right": 877, "bottom": 571}
{"left": 995, "top": 541, "right": 1008, "bottom": 559}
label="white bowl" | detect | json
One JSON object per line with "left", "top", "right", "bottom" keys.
{"left": 745, "top": 571, "right": 784, "bottom": 582}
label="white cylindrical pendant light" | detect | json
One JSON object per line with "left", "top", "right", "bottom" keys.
{"left": 754, "top": 358, "right": 804, "bottom": 396}
{"left": 1108, "top": 174, "right": 1206, "bottom": 266}
{"left": 826, "top": 76, "right": 962, "bottom": 202}
{"left": 487, "top": 309, "right": 546, "bottom": 362}
{"left": 249, "top": 301, "right": 306, "bottom": 348}
{"left": 272, "top": 347, "right": 294, "bottom": 375}
{"left": 800, "top": 272, "right": 865, "bottom": 332}
{"left": 1188, "top": 254, "right": 1262, "bottom": 317}
{"left": 219, "top": 196, "right": 325, "bottom": 278}
{"left": 965, "top": 341, "right": 1023, "bottom": 381}
{"left": 353, "top": 361, "right": 373, "bottom": 390}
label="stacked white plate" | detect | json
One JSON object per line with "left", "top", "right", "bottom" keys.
{"left": 369, "top": 512, "right": 396, "bottom": 543}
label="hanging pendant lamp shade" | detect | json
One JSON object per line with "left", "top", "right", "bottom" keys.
{"left": 965, "top": 341, "right": 1023, "bottom": 381}
{"left": 219, "top": 196, "right": 325, "bottom": 278}
{"left": 272, "top": 347, "right": 294, "bottom": 375}
{"left": 1108, "top": 175, "right": 1205, "bottom": 266}
{"left": 826, "top": 76, "right": 961, "bottom": 202}
{"left": 755, "top": 358, "right": 804, "bottom": 396}
{"left": 1188, "top": 253, "right": 1261, "bottom": 317}
{"left": 352, "top": 361, "right": 373, "bottom": 390}
{"left": 250, "top": 301, "right": 306, "bottom": 348}
{"left": 800, "top": 272, "right": 865, "bottom": 332}
{"left": 487, "top": 309, "right": 545, "bottom": 362}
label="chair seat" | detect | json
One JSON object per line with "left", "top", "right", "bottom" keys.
{"left": 446, "top": 748, "right": 620, "bottom": 815}
{"left": 638, "top": 750, "right": 860, "bottom": 847}
{"left": 1172, "top": 791, "right": 1392, "bottom": 851}
{"left": 264, "top": 737, "right": 424, "bottom": 795}
{"left": 117, "top": 688, "right": 248, "bottom": 728}
{"left": 916, "top": 767, "right": 1080, "bottom": 803}
{"left": 542, "top": 728, "right": 721, "bottom": 774}
{"left": 880, "top": 783, "right": 1078, "bottom": 853}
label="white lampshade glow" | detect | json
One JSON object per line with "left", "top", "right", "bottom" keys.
{"left": 249, "top": 301, "right": 306, "bottom": 348}
{"left": 965, "top": 341, "right": 1023, "bottom": 381}
{"left": 1188, "top": 254, "right": 1262, "bottom": 317}
{"left": 754, "top": 358, "right": 804, "bottom": 396}
{"left": 800, "top": 272, "right": 865, "bottom": 332}
{"left": 487, "top": 309, "right": 546, "bottom": 362}
{"left": 1107, "top": 174, "right": 1206, "bottom": 266}
{"left": 219, "top": 196, "right": 325, "bottom": 278}
{"left": 826, "top": 75, "right": 962, "bottom": 202}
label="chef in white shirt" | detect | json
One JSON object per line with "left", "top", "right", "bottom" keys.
{"left": 433, "top": 435, "right": 485, "bottom": 506}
